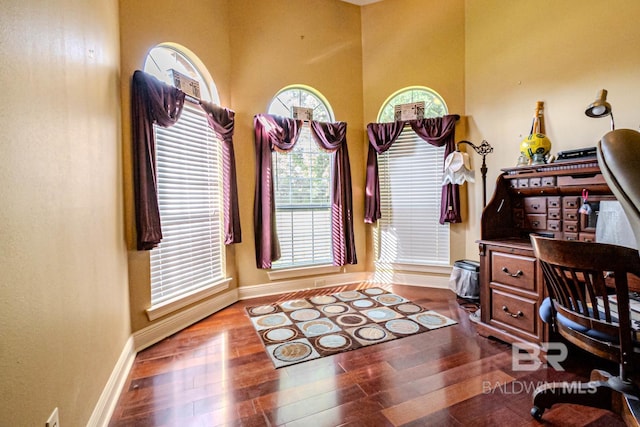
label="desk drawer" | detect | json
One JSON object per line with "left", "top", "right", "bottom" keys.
{"left": 564, "top": 211, "right": 579, "bottom": 221}
{"left": 548, "top": 208, "right": 561, "bottom": 220}
{"left": 564, "top": 221, "right": 579, "bottom": 233}
{"left": 526, "top": 214, "right": 547, "bottom": 230}
{"left": 491, "top": 252, "right": 536, "bottom": 291}
{"left": 524, "top": 197, "right": 547, "bottom": 214}
{"left": 548, "top": 220, "right": 562, "bottom": 232}
{"left": 579, "top": 232, "right": 596, "bottom": 243}
{"left": 564, "top": 196, "right": 581, "bottom": 210}
{"left": 491, "top": 289, "right": 537, "bottom": 335}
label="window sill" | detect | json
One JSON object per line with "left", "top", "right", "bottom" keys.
{"left": 146, "top": 278, "right": 232, "bottom": 321}
{"left": 267, "top": 264, "right": 342, "bottom": 281}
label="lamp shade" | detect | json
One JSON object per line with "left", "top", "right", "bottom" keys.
{"left": 442, "top": 151, "right": 475, "bottom": 185}
{"left": 585, "top": 89, "right": 612, "bottom": 118}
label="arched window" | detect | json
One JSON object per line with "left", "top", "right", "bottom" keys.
{"left": 376, "top": 87, "right": 450, "bottom": 266}
{"left": 267, "top": 86, "right": 334, "bottom": 268}
{"left": 143, "top": 45, "right": 225, "bottom": 308}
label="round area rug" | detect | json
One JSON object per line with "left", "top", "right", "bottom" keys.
{"left": 351, "top": 299, "right": 375, "bottom": 309}
{"left": 263, "top": 326, "right": 297, "bottom": 343}
{"left": 353, "top": 325, "right": 388, "bottom": 342}
{"left": 272, "top": 341, "right": 313, "bottom": 362}
{"left": 310, "top": 295, "right": 337, "bottom": 305}
{"left": 374, "top": 294, "right": 405, "bottom": 305}
{"left": 321, "top": 303, "right": 349, "bottom": 315}
{"left": 256, "top": 313, "right": 288, "bottom": 328}
{"left": 336, "top": 290, "right": 363, "bottom": 300}
{"left": 300, "top": 319, "right": 336, "bottom": 336}
{"left": 280, "top": 299, "right": 311, "bottom": 310}
{"left": 385, "top": 319, "right": 420, "bottom": 335}
{"left": 315, "top": 333, "right": 352, "bottom": 352}
{"left": 248, "top": 305, "right": 277, "bottom": 316}
{"left": 415, "top": 312, "right": 448, "bottom": 326}
{"left": 289, "top": 308, "right": 321, "bottom": 322}
{"left": 335, "top": 313, "right": 367, "bottom": 327}
{"left": 364, "top": 307, "right": 398, "bottom": 321}
{"left": 363, "top": 287, "right": 385, "bottom": 295}
{"left": 395, "top": 303, "right": 424, "bottom": 314}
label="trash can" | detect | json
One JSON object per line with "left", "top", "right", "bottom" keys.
{"left": 450, "top": 259, "right": 480, "bottom": 300}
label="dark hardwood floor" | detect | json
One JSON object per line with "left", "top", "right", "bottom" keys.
{"left": 109, "top": 283, "right": 625, "bottom": 426}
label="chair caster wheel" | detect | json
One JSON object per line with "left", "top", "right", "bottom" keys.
{"left": 531, "top": 406, "right": 544, "bottom": 420}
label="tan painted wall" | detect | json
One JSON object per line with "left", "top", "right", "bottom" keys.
{"left": 464, "top": 0, "right": 640, "bottom": 258}
{"left": 4, "top": 1, "right": 640, "bottom": 423}
{"left": 119, "top": 0, "right": 235, "bottom": 331}
{"left": 0, "top": 1, "right": 129, "bottom": 426}
{"left": 361, "top": 0, "right": 468, "bottom": 268}
{"left": 228, "top": 0, "right": 367, "bottom": 286}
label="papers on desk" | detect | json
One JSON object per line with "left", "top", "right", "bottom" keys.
{"left": 597, "top": 295, "right": 640, "bottom": 340}
{"left": 607, "top": 294, "right": 640, "bottom": 314}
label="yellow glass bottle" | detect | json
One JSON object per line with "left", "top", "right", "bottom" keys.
{"left": 519, "top": 101, "right": 552, "bottom": 166}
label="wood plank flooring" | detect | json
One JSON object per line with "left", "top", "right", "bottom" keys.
{"left": 109, "top": 283, "right": 626, "bottom": 426}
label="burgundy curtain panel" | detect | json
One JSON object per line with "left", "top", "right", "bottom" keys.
{"left": 131, "top": 70, "right": 185, "bottom": 250}
{"left": 310, "top": 121, "right": 357, "bottom": 267}
{"left": 253, "top": 114, "right": 303, "bottom": 269}
{"left": 200, "top": 101, "right": 242, "bottom": 244}
{"left": 364, "top": 114, "right": 461, "bottom": 225}
{"left": 253, "top": 114, "right": 357, "bottom": 269}
{"left": 131, "top": 70, "right": 241, "bottom": 250}
{"left": 364, "top": 121, "right": 406, "bottom": 223}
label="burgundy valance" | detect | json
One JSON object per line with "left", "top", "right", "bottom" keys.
{"left": 131, "top": 70, "right": 241, "bottom": 250}
{"left": 253, "top": 114, "right": 357, "bottom": 269}
{"left": 364, "top": 114, "right": 461, "bottom": 224}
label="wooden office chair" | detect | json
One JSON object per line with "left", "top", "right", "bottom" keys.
{"left": 530, "top": 235, "right": 640, "bottom": 423}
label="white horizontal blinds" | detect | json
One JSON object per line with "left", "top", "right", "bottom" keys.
{"left": 150, "top": 103, "right": 224, "bottom": 305}
{"left": 378, "top": 128, "right": 450, "bottom": 265}
{"left": 272, "top": 124, "right": 333, "bottom": 267}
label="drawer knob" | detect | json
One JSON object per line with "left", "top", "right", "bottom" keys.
{"left": 502, "top": 305, "right": 524, "bottom": 318}
{"left": 501, "top": 267, "right": 523, "bottom": 278}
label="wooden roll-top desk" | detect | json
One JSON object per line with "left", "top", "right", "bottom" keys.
{"left": 475, "top": 158, "right": 615, "bottom": 347}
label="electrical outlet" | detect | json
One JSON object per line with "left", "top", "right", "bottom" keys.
{"left": 46, "top": 407, "right": 59, "bottom": 427}
{"left": 315, "top": 279, "right": 326, "bottom": 287}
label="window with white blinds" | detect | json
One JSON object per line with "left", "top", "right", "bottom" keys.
{"left": 268, "top": 86, "right": 334, "bottom": 269}
{"left": 272, "top": 124, "right": 333, "bottom": 267}
{"left": 377, "top": 129, "right": 450, "bottom": 266}
{"left": 376, "top": 87, "right": 450, "bottom": 267}
{"left": 150, "top": 102, "right": 225, "bottom": 305}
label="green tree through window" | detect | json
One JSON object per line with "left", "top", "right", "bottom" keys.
{"left": 268, "top": 86, "right": 334, "bottom": 268}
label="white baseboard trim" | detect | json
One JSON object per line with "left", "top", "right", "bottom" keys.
{"left": 87, "top": 336, "right": 136, "bottom": 427}
{"left": 133, "top": 288, "right": 239, "bottom": 351}
{"left": 237, "top": 272, "right": 370, "bottom": 300}
{"left": 369, "top": 271, "right": 454, "bottom": 291}
{"left": 237, "top": 270, "right": 455, "bottom": 300}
